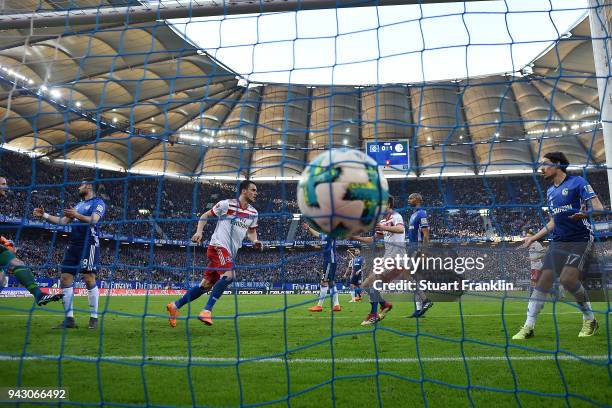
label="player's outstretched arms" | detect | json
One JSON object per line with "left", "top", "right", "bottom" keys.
{"left": 33, "top": 207, "right": 71, "bottom": 225}
{"left": 64, "top": 208, "right": 100, "bottom": 224}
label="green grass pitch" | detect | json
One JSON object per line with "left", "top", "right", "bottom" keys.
{"left": 0, "top": 294, "right": 610, "bottom": 407}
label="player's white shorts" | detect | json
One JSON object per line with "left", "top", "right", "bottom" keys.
{"left": 383, "top": 245, "right": 407, "bottom": 262}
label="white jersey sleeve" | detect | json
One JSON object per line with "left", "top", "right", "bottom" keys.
{"left": 211, "top": 200, "right": 230, "bottom": 217}
{"left": 392, "top": 212, "right": 404, "bottom": 227}
{"left": 249, "top": 212, "right": 258, "bottom": 230}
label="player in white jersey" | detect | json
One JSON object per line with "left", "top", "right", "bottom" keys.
{"left": 525, "top": 229, "right": 545, "bottom": 294}
{"left": 351, "top": 196, "right": 405, "bottom": 326}
{"left": 167, "top": 180, "right": 261, "bottom": 327}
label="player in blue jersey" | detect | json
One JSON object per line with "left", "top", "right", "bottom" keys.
{"left": 0, "top": 176, "right": 63, "bottom": 305}
{"left": 33, "top": 178, "right": 106, "bottom": 330}
{"left": 513, "top": 152, "right": 604, "bottom": 339}
{"left": 407, "top": 193, "right": 433, "bottom": 318}
{"left": 303, "top": 222, "right": 341, "bottom": 312}
{"left": 344, "top": 248, "right": 363, "bottom": 302}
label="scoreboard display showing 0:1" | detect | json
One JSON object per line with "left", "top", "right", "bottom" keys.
{"left": 365, "top": 141, "right": 410, "bottom": 171}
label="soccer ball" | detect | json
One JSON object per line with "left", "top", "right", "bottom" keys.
{"left": 297, "top": 148, "right": 389, "bottom": 238}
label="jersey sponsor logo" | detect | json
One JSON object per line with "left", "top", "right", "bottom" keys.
{"left": 230, "top": 217, "right": 252, "bottom": 229}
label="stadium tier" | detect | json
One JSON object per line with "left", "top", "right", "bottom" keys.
{"left": 0, "top": 1, "right": 611, "bottom": 407}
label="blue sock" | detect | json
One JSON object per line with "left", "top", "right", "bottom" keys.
{"left": 205, "top": 277, "right": 232, "bottom": 311}
{"left": 356, "top": 288, "right": 362, "bottom": 297}
{"left": 370, "top": 302, "right": 377, "bottom": 314}
{"left": 174, "top": 286, "right": 205, "bottom": 309}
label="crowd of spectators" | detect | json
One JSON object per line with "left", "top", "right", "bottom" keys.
{"left": 0, "top": 151, "right": 610, "bottom": 286}
{"left": 7, "top": 231, "right": 352, "bottom": 285}
{"left": 6, "top": 231, "right": 548, "bottom": 287}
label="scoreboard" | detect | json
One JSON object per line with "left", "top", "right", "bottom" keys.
{"left": 365, "top": 140, "right": 410, "bottom": 171}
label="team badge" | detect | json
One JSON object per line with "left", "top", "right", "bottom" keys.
{"left": 562, "top": 188, "right": 568, "bottom": 196}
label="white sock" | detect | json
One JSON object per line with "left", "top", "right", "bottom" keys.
{"left": 332, "top": 287, "right": 340, "bottom": 307}
{"left": 88, "top": 286, "right": 99, "bottom": 319}
{"left": 317, "top": 286, "right": 329, "bottom": 307}
{"left": 416, "top": 300, "right": 423, "bottom": 311}
{"left": 525, "top": 288, "right": 547, "bottom": 328}
{"left": 62, "top": 286, "right": 74, "bottom": 318}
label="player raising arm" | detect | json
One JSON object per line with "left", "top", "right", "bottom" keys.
{"left": 0, "top": 176, "right": 62, "bottom": 306}
{"left": 167, "top": 180, "right": 261, "bottom": 327}
{"left": 513, "top": 152, "right": 604, "bottom": 340}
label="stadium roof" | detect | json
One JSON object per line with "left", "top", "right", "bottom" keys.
{"left": 0, "top": 5, "right": 605, "bottom": 179}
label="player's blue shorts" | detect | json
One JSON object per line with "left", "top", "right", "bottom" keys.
{"left": 61, "top": 244, "right": 100, "bottom": 275}
{"left": 542, "top": 240, "right": 592, "bottom": 274}
{"left": 350, "top": 271, "right": 362, "bottom": 286}
{"left": 321, "top": 261, "right": 337, "bottom": 282}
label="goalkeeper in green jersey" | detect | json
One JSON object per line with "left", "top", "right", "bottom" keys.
{"left": 0, "top": 176, "right": 63, "bottom": 306}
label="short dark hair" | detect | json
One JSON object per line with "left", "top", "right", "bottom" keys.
{"left": 543, "top": 151, "right": 569, "bottom": 173}
{"left": 81, "top": 177, "right": 97, "bottom": 192}
{"left": 387, "top": 195, "right": 394, "bottom": 209}
{"left": 239, "top": 179, "right": 255, "bottom": 193}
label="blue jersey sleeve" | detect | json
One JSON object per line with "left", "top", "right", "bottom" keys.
{"left": 577, "top": 177, "right": 597, "bottom": 202}
{"left": 93, "top": 198, "right": 106, "bottom": 219}
{"left": 419, "top": 210, "right": 429, "bottom": 228}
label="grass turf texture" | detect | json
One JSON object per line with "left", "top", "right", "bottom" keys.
{"left": 0, "top": 294, "right": 610, "bottom": 407}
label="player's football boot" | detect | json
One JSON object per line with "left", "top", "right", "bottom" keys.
{"left": 36, "top": 293, "right": 63, "bottom": 306}
{"left": 418, "top": 300, "right": 434, "bottom": 317}
{"left": 578, "top": 319, "right": 598, "bottom": 337}
{"left": 511, "top": 325, "right": 534, "bottom": 340}
{"left": 166, "top": 302, "right": 180, "bottom": 328}
{"left": 198, "top": 310, "right": 213, "bottom": 326}
{"left": 355, "top": 296, "right": 362, "bottom": 302}
{"left": 361, "top": 314, "right": 379, "bottom": 326}
{"left": 52, "top": 317, "right": 77, "bottom": 329}
{"left": 348, "top": 299, "right": 356, "bottom": 303}
{"left": 332, "top": 305, "right": 342, "bottom": 312}
{"left": 308, "top": 305, "right": 323, "bottom": 312}
{"left": 88, "top": 317, "right": 98, "bottom": 330}
{"left": 378, "top": 302, "right": 393, "bottom": 320}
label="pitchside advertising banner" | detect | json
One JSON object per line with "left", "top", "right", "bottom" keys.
{"left": 1, "top": 242, "right": 610, "bottom": 299}
{"left": 0, "top": 282, "right": 326, "bottom": 297}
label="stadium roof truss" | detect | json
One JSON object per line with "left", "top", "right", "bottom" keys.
{"left": 0, "top": 1, "right": 606, "bottom": 179}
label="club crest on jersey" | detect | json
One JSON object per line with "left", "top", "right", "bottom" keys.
{"left": 562, "top": 188, "right": 568, "bottom": 196}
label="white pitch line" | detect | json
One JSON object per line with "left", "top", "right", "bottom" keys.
{"left": 0, "top": 355, "right": 608, "bottom": 363}
{"left": 0, "top": 311, "right": 584, "bottom": 319}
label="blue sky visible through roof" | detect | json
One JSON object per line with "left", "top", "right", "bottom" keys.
{"left": 167, "top": 0, "right": 588, "bottom": 85}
